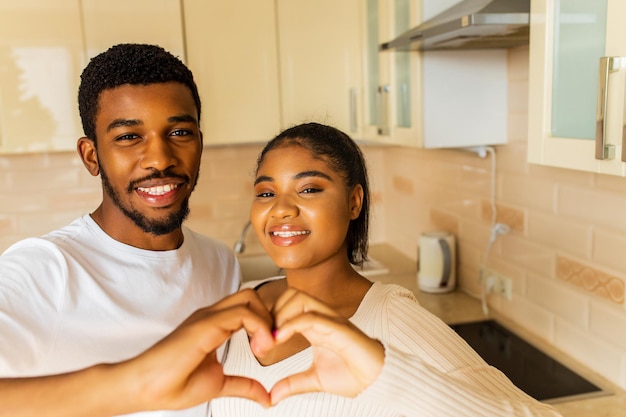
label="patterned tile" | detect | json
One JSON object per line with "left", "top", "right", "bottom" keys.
{"left": 557, "top": 256, "right": 625, "bottom": 305}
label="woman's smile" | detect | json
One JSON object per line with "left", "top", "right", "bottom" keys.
{"left": 268, "top": 226, "right": 311, "bottom": 246}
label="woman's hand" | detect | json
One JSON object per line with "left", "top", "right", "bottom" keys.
{"left": 265, "top": 288, "right": 385, "bottom": 405}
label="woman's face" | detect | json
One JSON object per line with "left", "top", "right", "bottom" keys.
{"left": 251, "top": 144, "right": 363, "bottom": 271}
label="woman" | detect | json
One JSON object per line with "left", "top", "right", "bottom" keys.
{"left": 211, "top": 123, "right": 561, "bottom": 416}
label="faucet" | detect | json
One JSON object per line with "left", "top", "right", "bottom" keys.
{"left": 234, "top": 220, "right": 252, "bottom": 254}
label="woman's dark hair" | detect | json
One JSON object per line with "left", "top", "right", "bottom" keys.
{"left": 77, "top": 43, "right": 201, "bottom": 144}
{"left": 256, "top": 122, "right": 370, "bottom": 266}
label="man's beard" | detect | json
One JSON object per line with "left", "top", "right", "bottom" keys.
{"left": 100, "top": 167, "right": 193, "bottom": 236}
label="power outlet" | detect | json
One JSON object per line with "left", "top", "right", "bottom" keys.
{"left": 483, "top": 269, "right": 513, "bottom": 301}
{"left": 495, "top": 274, "right": 513, "bottom": 301}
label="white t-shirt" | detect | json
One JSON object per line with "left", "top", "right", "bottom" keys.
{"left": 0, "top": 214, "right": 241, "bottom": 417}
{"left": 212, "top": 279, "right": 561, "bottom": 417}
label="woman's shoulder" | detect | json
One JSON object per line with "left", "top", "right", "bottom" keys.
{"left": 354, "top": 281, "right": 421, "bottom": 323}
{"left": 366, "top": 281, "right": 418, "bottom": 303}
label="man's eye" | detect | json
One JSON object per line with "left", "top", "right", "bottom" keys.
{"left": 116, "top": 133, "right": 140, "bottom": 141}
{"left": 172, "top": 129, "right": 192, "bottom": 137}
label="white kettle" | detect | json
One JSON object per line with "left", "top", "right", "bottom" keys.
{"left": 418, "top": 232, "right": 456, "bottom": 293}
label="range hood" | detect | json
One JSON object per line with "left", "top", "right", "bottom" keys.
{"left": 380, "top": 0, "right": 529, "bottom": 51}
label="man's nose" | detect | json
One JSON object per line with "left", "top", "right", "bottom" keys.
{"left": 140, "top": 136, "right": 177, "bottom": 171}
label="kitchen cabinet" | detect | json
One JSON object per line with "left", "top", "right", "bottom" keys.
{"left": 185, "top": 0, "right": 363, "bottom": 145}
{"left": 363, "top": 0, "right": 422, "bottom": 145}
{"left": 81, "top": 0, "right": 185, "bottom": 61}
{"left": 183, "top": 0, "right": 281, "bottom": 145}
{"left": 0, "top": 0, "right": 85, "bottom": 154}
{"left": 0, "top": 0, "right": 186, "bottom": 154}
{"left": 528, "top": 0, "right": 626, "bottom": 175}
{"left": 364, "top": 0, "right": 508, "bottom": 149}
{"left": 277, "top": 0, "right": 364, "bottom": 137}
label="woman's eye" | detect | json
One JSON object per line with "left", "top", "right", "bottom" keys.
{"left": 300, "top": 187, "right": 322, "bottom": 194}
{"left": 256, "top": 191, "right": 274, "bottom": 198}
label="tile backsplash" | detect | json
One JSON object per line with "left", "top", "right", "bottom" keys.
{"left": 2, "top": 45, "right": 626, "bottom": 389}
{"left": 381, "top": 46, "right": 626, "bottom": 389}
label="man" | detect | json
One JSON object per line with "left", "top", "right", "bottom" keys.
{"left": 0, "top": 43, "right": 256, "bottom": 416}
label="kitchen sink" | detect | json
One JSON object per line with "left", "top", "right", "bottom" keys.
{"left": 450, "top": 320, "right": 610, "bottom": 403}
{"left": 237, "top": 254, "right": 283, "bottom": 282}
{"left": 237, "top": 254, "right": 389, "bottom": 282}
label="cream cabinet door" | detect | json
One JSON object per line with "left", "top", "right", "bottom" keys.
{"left": 528, "top": 0, "right": 626, "bottom": 175}
{"left": 277, "top": 0, "right": 363, "bottom": 137}
{"left": 0, "top": 0, "right": 85, "bottom": 154}
{"left": 81, "top": 0, "right": 185, "bottom": 61}
{"left": 184, "top": 0, "right": 281, "bottom": 145}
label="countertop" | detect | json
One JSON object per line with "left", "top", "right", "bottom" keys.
{"left": 367, "top": 244, "right": 626, "bottom": 417}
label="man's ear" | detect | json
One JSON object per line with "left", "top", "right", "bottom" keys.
{"left": 77, "top": 137, "right": 99, "bottom": 176}
{"left": 349, "top": 184, "right": 364, "bottom": 220}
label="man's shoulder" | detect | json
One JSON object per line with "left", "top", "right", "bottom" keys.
{"left": 183, "top": 227, "right": 232, "bottom": 254}
{"left": 2, "top": 216, "right": 87, "bottom": 257}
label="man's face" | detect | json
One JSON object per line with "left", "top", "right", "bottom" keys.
{"left": 90, "top": 82, "right": 202, "bottom": 241}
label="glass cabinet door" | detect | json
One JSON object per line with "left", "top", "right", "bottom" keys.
{"left": 550, "top": 0, "right": 607, "bottom": 140}
{"left": 364, "top": 0, "right": 420, "bottom": 144}
{"left": 527, "top": 0, "right": 626, "bottom": 175}
{"left": 394, "top": 0, "right": 412, "bottom": 128}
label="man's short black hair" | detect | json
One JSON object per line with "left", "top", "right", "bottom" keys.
{"left": 77, "top": 43, "right": 201, "bottom": 143}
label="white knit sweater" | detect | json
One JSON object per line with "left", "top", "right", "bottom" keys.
{"left": 210, "top": 280, "right": 561, "bottom": 417}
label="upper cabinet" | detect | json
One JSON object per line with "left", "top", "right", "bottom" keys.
{"left": 81, "top": 0, "right": 185, "bottom": 61}
{"left": 0, "top": 0, "right": 185, "bottom": 154}
{"left": 0, "top": 0, "right": 85, "bottom": 154}
{"left": 277, "top": 0, "right": 363, "bottom": 137}
{"left": 1, "top": 1, "right": 513, "bottom": 152}
{"left": 185, "top": 0, "right": 363, "bottom": 145}
{"left": 183, "top": 0, "right": 281, "bottom": 145}
{"left": 364, "top": 0, "right": 509, "bottom": 149}
{"left": 528, "top": 0, "right": 626, "bottom": 175}
{"left": 362, "top": 0, "right": 422, "bottom": 145}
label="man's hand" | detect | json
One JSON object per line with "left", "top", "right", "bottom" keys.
{"left": 123, "top": 289, "right": 275, "bottom": 411}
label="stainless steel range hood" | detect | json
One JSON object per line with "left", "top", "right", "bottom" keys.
{"left": 380, "top": 0, "right": 529, "bottom": 51}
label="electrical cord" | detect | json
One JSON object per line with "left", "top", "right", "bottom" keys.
{"left": 474, "top": 146, "right": 510, "bottom": 316}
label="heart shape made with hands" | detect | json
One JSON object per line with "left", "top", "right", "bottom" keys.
{"left": 232, "top": 288, "right": 385, "bottom": 405}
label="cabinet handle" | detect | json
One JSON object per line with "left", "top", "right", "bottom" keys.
{"left": 596, "top": 57, "right": 619, "bottom": 160}
{"left": 622, "top": 64, "right": 626, "bottom": 162}
{"left": 349, "top": 88, "right": 357, "bottom": 133}
{"left": 377, "top": 84, "right": 391, "bottom": 135}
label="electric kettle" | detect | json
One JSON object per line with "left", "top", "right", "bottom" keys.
{"left": 418, "top": 231, "right": 456, "bottom": 293}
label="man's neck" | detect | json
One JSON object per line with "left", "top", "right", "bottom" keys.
{"left": 89, "top": 208, "right": 184, "bottom": 251}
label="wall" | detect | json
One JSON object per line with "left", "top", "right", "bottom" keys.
{"left": 2, "top": 45, "right": 626, "bottom": 389}
{"left": 0, "top": 142, "right": 386, "bottom": 255}
{"left": 382, "top": 46, "right": 626, "bottom": 389}
{"left": 0, "top": 144, "right": 268, "bottom": 252}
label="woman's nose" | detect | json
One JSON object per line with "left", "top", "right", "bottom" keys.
{"left": 270, "top": 194, "right": 299, "bottom": 219}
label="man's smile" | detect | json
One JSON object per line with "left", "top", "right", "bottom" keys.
{"left": 136, "top": 183, "right": 181, "bottom": 196}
